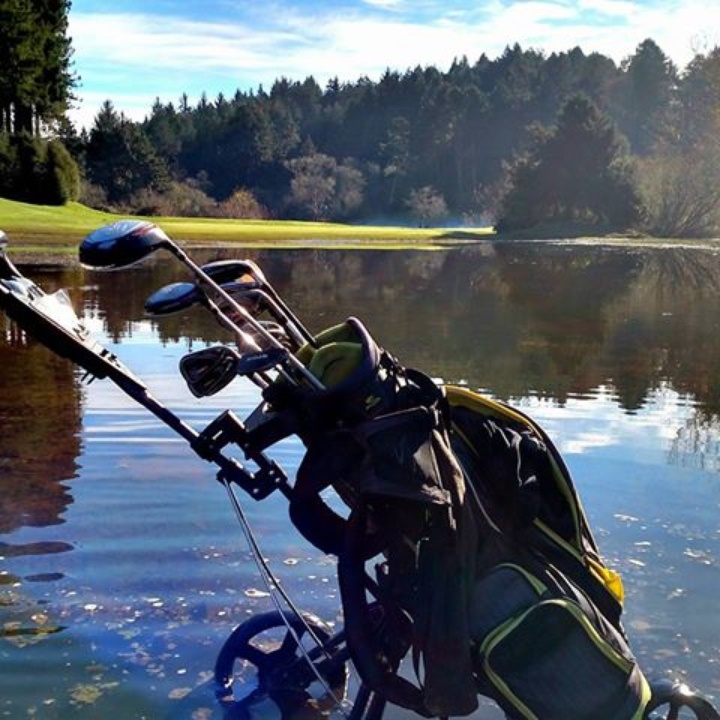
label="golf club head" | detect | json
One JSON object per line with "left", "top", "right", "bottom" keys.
{"left": 221, "top": 284, "right": 312, "bottom": 352}
{"left": 201, "top": 259, "right": 266, "bottom": 286}
{"left": 0, "top": 230, "right": 8, "bottom": 250}
{"left": 145, "top": 282, "right": 203, "bottom": 316}
{"left": 202, "top": 259, "right": 313, "bottom": 348}
{"left": 179, "top": 345, "right": 242, "bottom": 398}
{"left": 80, "top": 220, "right": 171, "bottom": 269}
{"left": 234, "top": 320, "right": 293, "bottom": 354}
{"left": 216, "top": 282, "right": 265, "bottom": 317}
{"left": 235, "top": 346, "right": 289, "bottom": 377}
{"left": 145, "top": 279, "right": 260, "bottom": 319}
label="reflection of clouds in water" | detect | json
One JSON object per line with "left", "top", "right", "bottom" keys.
{"left": 514, "top": 383, "right": 699, "bottom": 467}
{"left": 563, "top": 431, "right": 615, "bottom": 454}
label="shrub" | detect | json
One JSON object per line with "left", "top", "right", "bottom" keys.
{"left": 0, "top": 135, "right": 80, "bottom": 205}
{"left": 9, "top": 133, "right": 46, "bottom": 202}
{"left": 637, "top": 148, "right": 720, "bottom": 238}
{"left": 43, "top": 140, "right": 81, "bottom": 204}
{"left": 0, "top": 134, "right": 16, "bottom": 197}
{"left": 216, "top": 188, "right": 268, "bottom": 219}
{"left": 79, "top": 180, "right": 110, "bottom": 210}
{"left": 125, "top": 180, "right": 218, "bottom": 217}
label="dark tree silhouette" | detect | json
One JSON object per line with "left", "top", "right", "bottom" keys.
{"left": 497, "top": 95, "right": 644, "bottom": 232}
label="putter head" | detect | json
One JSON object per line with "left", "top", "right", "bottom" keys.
{"left": 145, "top": 282, "right": 203, "bottom": 316}
{"left": 80, "top": 220, "right": 171, "bottom": 269}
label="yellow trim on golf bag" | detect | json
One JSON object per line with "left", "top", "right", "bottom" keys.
{"left": 445, "top": 385, "right": 624, "bottom": 606}
{"left": 470, "top": 563, "right": 650, "bottom": 720}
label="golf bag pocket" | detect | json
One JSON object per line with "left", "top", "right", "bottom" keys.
{"left": 353, "top": 405, "right": 461, "bottom": 508}
{"left": 471, "top": 564, "right": 650, "bottom": 720}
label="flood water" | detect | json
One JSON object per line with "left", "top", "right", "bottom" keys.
{"left": 1, "top": 240, "right": 720, "bottom": 718}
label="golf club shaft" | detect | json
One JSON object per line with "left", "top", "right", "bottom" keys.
{"left": 222, "top": 287, "right": 305, "bottom": 351}
{"left": 165, "top": 244, "right": 324, "bottom": 390}
{"left": 258, "top": 283, "right": 317, "bottom": 348}
{"left": 199, "top": 294, "right": 274, "bottom": 389}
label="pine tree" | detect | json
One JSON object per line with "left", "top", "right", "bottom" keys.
{"left": 85, "top": 101, "right": 169, "bottom": 203}
{"left": 617, "top": 39, "right": 677, "bottom": 155}
{"left": 0, "top": 0, "right": 75, "bottom": 135}
{"left": 497, "top": 95, "right": 644, "bottom": 232}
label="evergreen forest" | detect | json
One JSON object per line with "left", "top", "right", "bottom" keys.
{"left": 2, "top": 0, "right": 720, "bottom": 237}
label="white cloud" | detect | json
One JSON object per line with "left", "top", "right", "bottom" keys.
{"left": 578, "top": 0, "right": 639, "bottom": 18}
{"left": 67, "top": 1, "right": 720, "bottom": 129}
{"left": 69, "top": 90, "right": 156, "bottom": 129}
{"left": 69, "top": 13, "right": 304, "bottom": 75}
{"left": 362, "top": 0, "right": 405, "bottom": 9}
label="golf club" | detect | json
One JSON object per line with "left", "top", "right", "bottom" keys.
{"left": 180, "top": 344, "right": 289, "bottom": 398}
{"left": 80, "top": 221, "right": 323, "bottom": 390}
{"left": 201, "top": 258, "right": 317, "bottom": 348}
{"left": 180, "top": 345, "right": 245, "bottom": 397}
{"left": 144, "top": 281, "right": 203, "bottom": 316}
{"left": 145, "top": 279, "right": 305, "bottom": 350}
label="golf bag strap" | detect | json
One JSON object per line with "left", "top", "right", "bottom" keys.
{"left": 289, "top": 431, "right": 389, "bottom": 557}
{"left": 339, "top": 503, "right": 434, "bottom": 718}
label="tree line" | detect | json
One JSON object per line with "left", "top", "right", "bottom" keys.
{"left": 1, "top": 1, "right": 720, "bottom": 236}
{"left": 0, "top": 0, "right": 78, "bottom": 204}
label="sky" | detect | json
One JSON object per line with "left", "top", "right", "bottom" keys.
{"left": 67, "top": 0, "right": 720, "bottom": 130}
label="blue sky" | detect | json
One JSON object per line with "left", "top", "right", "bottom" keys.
{"left": 68, "top": 0, "right": 719, "bottom": 129}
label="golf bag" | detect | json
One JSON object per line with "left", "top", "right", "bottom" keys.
{"left": 265, "top": 316, "right": 651, "bottom": 719}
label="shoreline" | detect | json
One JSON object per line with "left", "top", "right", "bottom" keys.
{"left": 8, "top": 234, "right": 720, "bottom": 270}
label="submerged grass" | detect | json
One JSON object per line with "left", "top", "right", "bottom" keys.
{"left": 0, "top": 197, "right": 494, "bottom": 257}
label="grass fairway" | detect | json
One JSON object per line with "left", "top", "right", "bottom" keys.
{"left": 0, "top": 197, "right": 494, "bottom": 258}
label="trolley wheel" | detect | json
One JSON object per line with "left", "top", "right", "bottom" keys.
{"left": 646, "top": 680, "right": 720, "bottom": 720}
{"left": 214, "top": 610, "right": 348, "bottom": 710}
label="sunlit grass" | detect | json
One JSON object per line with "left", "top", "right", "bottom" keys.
{"left": 0, "top": 197, "right": 494, "bottom": 253}
{"left": 0, "top": 199, "right": 116, "bottom": 242}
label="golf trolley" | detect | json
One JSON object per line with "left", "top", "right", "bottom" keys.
{"left": 1, "top": 221, "right": 718, "bottom": 720}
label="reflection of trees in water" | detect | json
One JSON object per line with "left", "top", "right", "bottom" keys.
{"left": 600, "top": 249, "right": 720, "bottom": 414}
{"left": 468, "top": 243, "right": 644, "bottom": 401}
{"left": 7, "top": 246, "right": 720, "bottom": 524}
{"left": 447, "top": 244, "right": 720, "bottom": 415}
{"left": 668, "top": 410, "right": 720, "bottom": 474}
{"left": 72, "top": 243, "right": 720, "bottom": 419}
{"left": 0, "top": 317, "right": 81, "bottom": 533}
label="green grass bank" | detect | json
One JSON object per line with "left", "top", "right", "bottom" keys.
{"left": 0, "top": 198, "right": 494, "bottom": 262}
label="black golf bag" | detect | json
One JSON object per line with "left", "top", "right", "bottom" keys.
{"left": 261, "top": 316, "right": 651, "bottom": 720}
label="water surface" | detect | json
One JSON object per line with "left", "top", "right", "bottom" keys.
{"left": 1, "top": 241, "right": 720, "bottom": 718}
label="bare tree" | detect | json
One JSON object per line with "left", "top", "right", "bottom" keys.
{"left": 286, "top": 153, "right": 337, "bottom": 219}
{"left": 638, "top": 143, "right": 720, "bottom": 237}
{"left": 286, "top": 153, "right": 365, "bottom": 220}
